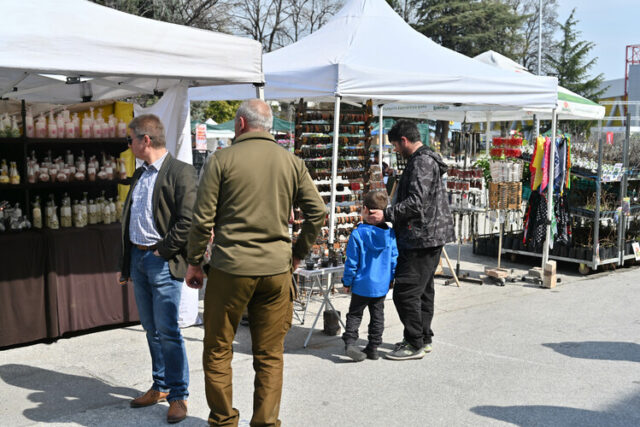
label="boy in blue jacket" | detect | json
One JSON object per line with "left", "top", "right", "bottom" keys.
{"left": 342, "top": 191, "right": 398, "bottom": 361}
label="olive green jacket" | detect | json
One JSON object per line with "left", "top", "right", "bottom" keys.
{"left": 120, "top": 153, "right": 197, "bottom": 281}
{"left": 187, "top": 131, "right": 325, "bottom": 276}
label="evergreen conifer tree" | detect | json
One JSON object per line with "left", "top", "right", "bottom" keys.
{"left": 545, "top": 8, "right": 604, "bottom": 100}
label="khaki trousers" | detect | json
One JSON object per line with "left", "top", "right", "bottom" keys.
{"left": 203, "top": 267, "right": 294, "bottom": 427}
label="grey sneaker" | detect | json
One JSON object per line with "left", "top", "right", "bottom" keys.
{"left": 423, "top": 343, "right": 432, "bottom": 354}
{"left": 345, "top": 344, "right": 366, "bottom": 362}
{"left": 384, "top": 342, "right": 425, "bottom": 360}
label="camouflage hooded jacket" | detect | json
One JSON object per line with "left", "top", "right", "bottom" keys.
{"left": 384, "top": 145, "right": 455, "bottom": 250}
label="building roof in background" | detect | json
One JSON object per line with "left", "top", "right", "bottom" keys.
{"left": 599, "top": 78, "right": 625, "bottom": 99}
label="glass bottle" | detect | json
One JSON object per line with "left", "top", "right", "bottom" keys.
{"left": 78, "top": 194, "right": 88, "bottom": 228}
{"left": 60, "top": 193, "right": 72, "bottom": 228}
{"left": 32, "top": 196, "right": 42, "bottom": 229}
{"left": 108, "top": 198, "right": 116, "bottom": 223}
{"left": 102, "top": 197, "right": 111, "bottom": 224}
{"left": 88, "top": 199, "right": 97, "bottom": 225}
{"left": 46, "top": 196, "right": 59, "bottom": 229}
{"left": 115, "top": 198, "right": 123, "bottom": 222}
{"left": 9, "top": 161, "right": 20, "bottom": 184}
{"left": 25, "top": 108, "right": 34, "bottom": 138}
{"left": 72, "top": 199, "right": 80, "bottom": 228}
{"left": 0, "top": 159, "right": 9, "bottom": 184}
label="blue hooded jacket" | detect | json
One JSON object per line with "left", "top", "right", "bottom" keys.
{"left": 342, "top": 223, "right": 398, "bottom": 298}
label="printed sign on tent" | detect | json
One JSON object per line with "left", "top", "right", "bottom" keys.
{"left": 195, "top": 124, "right": 207, "bottom": 152}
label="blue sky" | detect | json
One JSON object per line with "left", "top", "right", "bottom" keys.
{"left": 556, "top": 0, "right": 639, "bottom": 82}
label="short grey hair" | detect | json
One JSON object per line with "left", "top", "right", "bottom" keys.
{"left": 128, "top": 114, "right": 166, "bottom": 148}
{"left": 236, "top": 99, "right": 273, "bottom": 131}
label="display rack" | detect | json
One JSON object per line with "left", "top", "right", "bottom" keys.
{"left": 0, "top": 102, "right": 129, "bottom": 231}
{"left": 292, "top": 100, "right": 373, "bottom": 256}
{"left": 499, "top": 123, "right": 640, "bottom": 274}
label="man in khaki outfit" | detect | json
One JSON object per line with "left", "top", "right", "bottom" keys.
{"left": 186, "top": 99, "right": 325, "bottom": 426}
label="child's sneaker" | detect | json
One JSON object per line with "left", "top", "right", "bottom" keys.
{"left": 345, "top": 344, "right": 366, "bottom": 362}
{"left": 423, "top": 343, "right": 432, "bottom": 354}
{"left": 384, "top": 341, "right": 425, "bottom": 360}
{"left": 363, "top": 345, "right": 379, "bottom": 360}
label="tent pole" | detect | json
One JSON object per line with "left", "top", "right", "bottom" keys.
{"left": 254, "top": 83, "right": 265, "bottom": 100}
{"left": 328, "top": 95, "right": 342, "bottom": 246}
{"left": 542, "top": 108, "right": 557, "bottom": 267}
{"left": 485, "top": 112, "right": 491, "bottom": 156}
{"left": 378, "top": 104, "right": 384, "bottom": 172}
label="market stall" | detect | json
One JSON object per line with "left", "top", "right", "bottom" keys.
{"left": 188, "top": 0, "right": 558, "bottom": 264}
{"left": 0, "top": 0, "right": 264, "bottom": 348}
{"left": 378, "top": 50, "right": 608, "bottom": 274}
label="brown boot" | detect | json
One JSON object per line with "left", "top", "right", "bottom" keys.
{"left": 130, "top": 389, "right": 169, "bottom": 408}
{"left": 167, "top": 400, "right": 188, "bottom": 424}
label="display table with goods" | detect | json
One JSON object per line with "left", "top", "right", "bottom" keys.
{"left": 490, "top": 130, "right": 640, "bottom": 274}
{"left": 0, "top": 104, "right": 138, "bottom": 348}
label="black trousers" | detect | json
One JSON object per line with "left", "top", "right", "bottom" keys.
{"left": 392, "top": 246, "right": 442, "bottom": 349}
{"left": 342, "top": 293, "right": 386, "bottom": 347}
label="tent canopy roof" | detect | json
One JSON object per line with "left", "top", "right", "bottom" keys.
{"left": 0, "top": 0, "right": 264, "bottom": 104}
{"left": 378, "top": 50, "right": 604, "bottom": 122}
{"left": 189, "top": 0, "right": 557, "bottom": 109}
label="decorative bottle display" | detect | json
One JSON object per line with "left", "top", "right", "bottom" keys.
{"left": 45, "top": 195, "right": 59, "bottom": 229}
{"left": 88, "top": 199, "right": 97, "bottom": 225}
{"left": 31, "top": 196, "right": 42, "bottom": 229}
{"left": 9, "top": 161, "right": 20, "bottom": 184}
{"left": 60, "top": 193, "right": 72, "bottom": 228}
{"left": 115, "top": 198, "right": 124, "bottom": 222}
{"left": 25, "top": 109, "right": 34, "bottom": 138}
{"left": 0, "top": 159, "right": 9, "bottom": 184}
{"left": 0, "top": 105, "right": 129, "bottom": 234}
{"left": 47, "top": 111, "right": 57, "bottom": 139}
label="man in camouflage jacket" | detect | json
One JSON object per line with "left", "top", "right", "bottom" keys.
{"left": 369, "top": 119, "right": 455, "bottom": 360}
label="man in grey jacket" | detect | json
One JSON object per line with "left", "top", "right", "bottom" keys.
{"left": 120, "top": 114, "right": 196, "bottom": 423}
{"left": 369, "top": 119, "right": 455, "bottom": 360}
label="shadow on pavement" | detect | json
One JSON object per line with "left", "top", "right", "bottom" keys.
{"left": 470, "top": 403, "right": 638, "bottom": 426}
{"left": 0, "top": 364, "right": 139, "bottom": 424}
{"left": 542, "top": 341, "right": 640, "bottom": 363}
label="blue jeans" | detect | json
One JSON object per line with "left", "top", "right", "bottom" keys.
{"left": 130, "top": 246, "right": 189, "bottom": 401}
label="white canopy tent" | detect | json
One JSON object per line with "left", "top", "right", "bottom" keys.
{"left": 378, "top": 50, "right": 605, "bottom": 269}
{"left": 0, "top": 0, "right": 264, "bottom": 162}
{"left": 189, "top": 0, "right": 556, "bottom": 107}
{"left": 189, "top": 0, "right": 558, "bottom": 245}
{"left": 0, "top": 0, "right": 263, "bottom": 327}
{"left": 378, "top": 51, "right": 604, "bottom": 123}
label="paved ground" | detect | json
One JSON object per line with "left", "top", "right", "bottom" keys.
{"left": 1, "top": 243, "right": 639, "bottom": 426}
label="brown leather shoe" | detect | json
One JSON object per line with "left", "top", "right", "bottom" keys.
{"left": 167, "top": 400, "right": 188, "bottom": 424}
{"left": 130, "top": 389, "right": 169, "bottom": 408}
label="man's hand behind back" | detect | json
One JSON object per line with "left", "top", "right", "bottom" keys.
{"left": 186, "top": 264, "right": 205, "bottom": 289}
